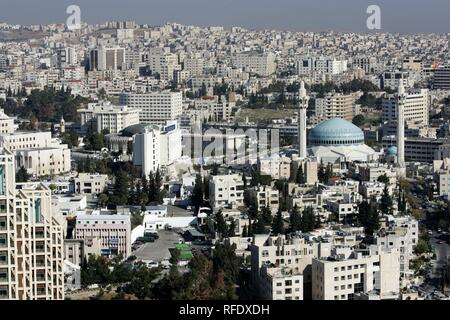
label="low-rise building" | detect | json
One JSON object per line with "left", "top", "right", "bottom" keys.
{"left": 74, "top": 214, "right": 131, "bottom": 258}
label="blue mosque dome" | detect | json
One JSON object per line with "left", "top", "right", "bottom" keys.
{"left": 386, "top": 146, "right": 398, "bottom": 156}
{"left": 308, "top": 118, "right": 365, "bottom": 147}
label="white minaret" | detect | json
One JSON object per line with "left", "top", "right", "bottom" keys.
{"left": 397, "top": 83, "right": 406, "bottom": 172}
{"left": 298, "top": 81, "right": 309, "bottom": 158}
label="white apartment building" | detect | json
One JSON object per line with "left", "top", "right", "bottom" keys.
{"left": 297, "top": 57, "right": 347, "bottom": 76}
{"left": 0, "top": 131, "right": 70, "bottom": 177}
{"left": 0, "top": 149, "right": 64, "bottom": 300}
{"left": 78, "top": 101, "right": 140, "bottom": 134}
{"left": 248, "top": 185, "right": 279, "bottom": 213}
{"left": 258, "top": 155, "right": 291, "bottom": 180}
{"left": 132, "top": 122, "right": 182, "bottom": 176}
{"left": 358, "top": 164, "right": 398, "bottom": 185}
{"left": 377, "top": 216, "right": 418, "bottom": 277}
{"left": 144, "top": 48, "right": 180, "bottom": 81}
{"left": 359, "top": 182, "right": 385, "bottom": 199}
{"left": 75, "top": 215, "right": 131, "bottom": 258}
{"left": 73, "top": 173, "right": 109, "bottom": 194}
{"left": 382, "top": 88, "right": 429, "bottom": 125}
{"left": 159, "top": 121, "right": 182, "bottom": 167}
{"left": 259, "top": 266, "right": 303, "bottom": 300}
{"left": 382, "top": 71, "right": 413, "bottom": 90}
{"left": 250, "top": 234, "right": 318, "bottom": 299}
{"left": 183, "top": 57, "right": 205, "bottom": 76}
{"left": 0, "top": 109, "right": 14, "bottom": 134}
{"left": 315, "top": 92, "right": 356, "bottom": 121}
{"left": 133, "top": 126, "right": 161, "bottom": 177}
{"left": 232, "top": 52, "right": 276, "bottom": 76}
{"left": 192, "top": 96, "right": 235, "bottom": 121}
{"left": 119, "top": 91, "right": 183, "bottom": 125}
{"left": 439, "top": 169, "right": 450, "bottom": 196}
{"left": 326, "top": 200, "right": 358, "bottom": 222}
{"left": 312, "top": 248, "right": 400, "bottom": 300}
{"left": 56, "top": 47, "right": 78, "bottom": 69}
{"left": 209, "top": 174, "right": 245, "bottom": 209}
{"left": 291, "top": 158, "right": 319, "bottom": 186}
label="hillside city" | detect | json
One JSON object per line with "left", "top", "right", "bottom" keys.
{"left": 0, "top": 19, "right": 449, "bottom": 301}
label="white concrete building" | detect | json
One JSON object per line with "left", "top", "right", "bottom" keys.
{"left": 0, "top": 109, "right": 14, "bottom": 134}
{"left": 257, "top": 154, "right": 291, "bottom": 180}
{"left": 119, "top": 91, "right": 183, "bottom": 125}
{"left": 0, "top": 131, "right": 70, "bottom": 177}
{"left": 382, "top": 88, "right": 429, "bottom": 125}
{"left": 312, "top": 248, "right": 400, "bottom": 300}
{"left": 209, "top": 174, "right": 245, "bottom": 209}
{"left": 297, "top": 57, "right": 347, "bottom": 76}
{"left": 78, "top": 101, "right": 140, "bottom": 134}
{"left": 73, "top": 173, "right": 109, "bottom": 194}
{"left": 232, "top": 51, "right": 275, "bottom": 76}
{"left": 248, "top": 185, "right": 279, "bottom": 213}
{"left": 0, "top": 149, "right": 64, "bottom": 300}
{"left": 133, "top": 126, "right": 161, "bottom": 177}
{"left": 260, "top": 266, "right": 303, "bottom": 300}
{"left": 74, "top": 214, "right": 131, "bottom": 258}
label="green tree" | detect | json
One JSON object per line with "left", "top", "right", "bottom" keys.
{"left": 16, "top": 166, "right": 30, "bottom": 183}
{"left": 352, "top": 114, "right": 365, "bottom": 127}
{"left": 272, "top": 211, "right": 285, "bottom": 235}
{"left": 290, "top": 205, "right": 302, "bottom": 232}
{"left": 414, "top": 239, "right": 429, "bottom": 255}
{"left": 300, "top": 207, "right": 315, "bottom": 232}
{"left": 111, "top": 170, "right": 130, "bottom": 205}
{"left": 296, "top": 164, "right": 306, "bottom": 184}
{"left": 215, "top": 210, "right": 228, "bottom": 237}
{"left": 191, "top": 174, "right": 204, "bottom": 213}
{"left": 377, "top": 174, "right": 389, "bottom": 184}
{"left": 358, "top": 200, "right": 380, "bottom": 235}
{"left": 379, "top": 184, "right": 393, "bottom": 215}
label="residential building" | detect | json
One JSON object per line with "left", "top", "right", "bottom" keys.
{"left": 0, "top": 149, "right": 64, "bottom": 300}
{"left": 209, "top": 174, "right": 245, "bottom": 209}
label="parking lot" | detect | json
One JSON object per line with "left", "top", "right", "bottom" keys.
{"left": 132, "top": 229, "right": 182, "bottom": 262}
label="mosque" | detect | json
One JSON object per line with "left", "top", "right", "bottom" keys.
{"left": 307, "top": 118, "right": 379, "bottom": 167}
{"left": 296, "top": 81, "right": 379, "bottom": 170}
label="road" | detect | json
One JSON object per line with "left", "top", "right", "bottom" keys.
{"left": 419, "top": 231, "right": 449, "bottom": 298}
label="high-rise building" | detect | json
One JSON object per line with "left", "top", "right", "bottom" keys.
{"left": 0, "top": 148, "right": 64, "bottom": 300}
{"left": 133, "top": 126, "right": 161, "bottom": 177}
{"left": 56, "top": 47, "right": 78, "bottom": 69}
{"left": 382, "top": 88, "right": 429, "bottom": 125}
{"left": 315, "top": 92, "right": 356, "bottom": 121}
{"left": 119, "top": 91, "right": 183, "bottom": 125}
{"left": 433, "top": 66, "right": 450, "bottom": 89}
{"left": 297, "top": 57, "right": 347, "bottom": 76}
{"left": 89, "top": 47, "right": 126, "bottom": 71}
{"left": 233, "top": 51, "right": 276, "bottom": 77}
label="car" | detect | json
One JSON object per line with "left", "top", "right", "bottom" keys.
{"left": 146, "top": 261, "right": 159, "bottom": 269}
{"left": 437, "top": 241, "right": 443, "bottom": 244}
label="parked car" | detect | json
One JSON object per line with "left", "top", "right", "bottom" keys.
{"left": 145, "top": 260, "right": 159, "bottom": 269}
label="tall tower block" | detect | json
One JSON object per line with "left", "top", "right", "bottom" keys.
{"left": 298, "top": 81, "right": 309, "bottom": 158}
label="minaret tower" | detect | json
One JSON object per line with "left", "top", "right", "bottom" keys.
{"left": 60, "top": 116, "right": 66, "bottom": 134}
{"left": 397, "top": 83, "right": 406, "bottom": 174}
{"left": 298, "top": 81, "right": 309, "bottom": 159}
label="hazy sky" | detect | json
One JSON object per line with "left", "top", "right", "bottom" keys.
{"left": 1, "top": 0, "right": 449, "bottom": 33}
